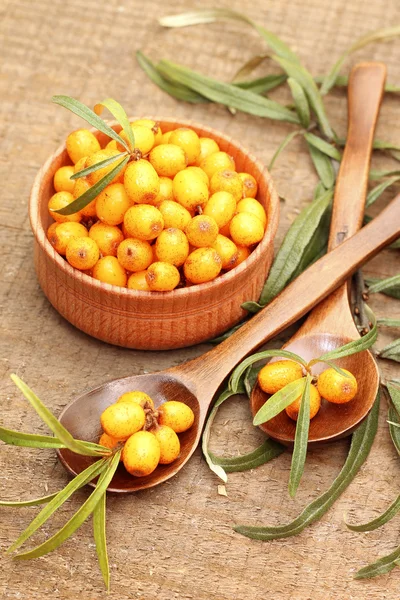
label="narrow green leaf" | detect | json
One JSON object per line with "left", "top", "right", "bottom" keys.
{"left": 259, "top": 188, "right": 333, "bottom": 305}
{"left": 313, "top": 360, "right": 351, "bottom": 378}
{"left": 315, "top": 74, "right": 400, "bottom": 94}
{"left": 287, "top": 77, "right": 310, "bottom": 128}
{"left": 93, "top": 491, "right": 109, "bottom": 591}
{"left": 346, "top": 493, "right": 400, "bottom": 532}
{"left": 52, "top": 95, "right": 129, "bottom": 152}
{"left": 234, "top": 393, "right": 379, "bottom": 540}
{"left": 378, "top": 338, "right": 400, "bottom": 362}
{"left": 304, "top": 132, "right": 342, "bottom": 161}
{"left": 0, "top": 426, "right": 64, "bottom": 449}
{"left": 230, "top": 349, "right": 308, "bottom": 393}
{"left": 52, "top": 155, "right": 130, "bottom": 215}
{"left": 313, "top": 180, "right": 327, "bottom": 199}
{"left": 244, "top": 364, "right": 263, "bottom": 398}
{"left": 10, "top": 375, "right": 104, "bottom": 457}
{"left": 366, "top": 177, "right": 400, "bottom": 207}
{"left": 235, "top": 74, "right": 287, "bottom": 94}
{"left": 71, "top": 152, "right": 127, "bottom": 180}
{"left": 8, "top": 459, "right": 107, "bottom": 553}
{"left": 370, "top": 169, "right": 400, "bottom": 180}
{"left": 230, "top": 54, "right": 270, "bottom": 83}
{"left": 366, "top": 277, "right": 400, "bottom": 299}
{"left": 388, "top": 405, "right": 400, "bottom": 455}
{"left": 209, "top": 439, "right": 284, "bottom": 472}
{"left": 378, "top": 319, "right": 400, "bottom": 327}
{"left": 14, "top": 452, "right": 120, "bottom": 560}
{"left": 387, "top": 382, "right": 400, "bottom": 415}
{"left": 201, "top": 387, "right": 235, "bottom": 482}
{"left": 306, "top": 142, "right": 336, "bottom": 189}
{"left": 0, "top": 493, "right": 59, "bottom": 507}
{"left": 355, "top": 545, "right": 400, "bottom": 579}
{"left": 94, "top": 98, "right": 135, "bottom": 151}
{"left": 241, "top": 301, "right": 262, "bottom": 313}
{"left": 268, "top": 130, "right": 304, "bottom": 171}
{"left": 373, "top": 139, "right": 400, "bottom": 152}
{"left": 289, "top": 205, "right": 330, "bottom": 279}
{"left": 253, "top": 379, "right": 306, "bottom": 426}
{"left": 289, "top": 375, "right": 311, "bottom": 498}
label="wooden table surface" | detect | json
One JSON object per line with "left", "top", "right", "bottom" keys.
{"left": 1, "top": 0, "right": 399, "bottom": 598}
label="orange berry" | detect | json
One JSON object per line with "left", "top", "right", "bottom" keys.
{"left": 48, "top": 222, "right": 89, "bottom": 256}
{"left": 317, "top": 368, "right": 358, "bottom": 404}
{"left": 195, "top": 137, "right": 220, "bottom": 166}
{"left": 203, "top": 191, "right": 236, "bottom": 228}
{"left": 96, "top": 182, "right": 131, "bottom": 225}
{"left": 48, "top": 191, "right": 81, "bottom": 224}
{"left": 200, "top": 151, "right": 235, "bottom": 180}
{"left": 236, "top": 198, "right": 267, "bottom": 228}
{"left": 123, "top": 159, "right": 160, "bottom": 205}
{"left": 72, "top": 178, "right": 97, "bottom": 219}
{"left": 210, "top": 169, "right": 243, "bottom": 202}
{"left": 123, "top": 205, "right": 164, "bottom": 241}
{"left": 117, "top": 391, "right": 154, "bottom": 409}
{"left": 74, "top": 155, "right": 88, "bottom": 174}
{"left": 118, "top": 123, "right": 155, "bottom": 154}
{"left": 146, "top": 262, "right": 180, "bottom": 292}
{"left": 212, "top": 234, "right": 238, "bottom": 270}
{"left": 151, "top": 425, "right": 180, "bottom": 464}
{"left": 286, "top": 384, "right": 321, "bottom": 421}
{"left": 66, "top": 129, "right": 101, "bottom": 164}
{"left": 105, "top": 140, "right": 118, "bottom": 151}
{"left": 158, "top": 401, "right": 195, "bottom": 433}
{"left": 127, "top": 270, "right": 151, "bottom": 291}
{"left": 89, "top": 222, "right": 124, "bottom": 257}
{"left": 149, "top": 144, "right": 188, "bottom": 178}
{"left": 122, "top": 431, "right": 160, "bottom": 477}
{"left": 101, "top": 402, "right": 146, "bottom": 441}
{"left": 155, "top": 228, "right": 189, "bottom": 267}
{"left": 172, "top": 169, "right": 209, "bottom": 211}
{"left": 93, "top": 256, "right": 127, "bottom": 287}
{"left": 158, "top": 200, "right": 192, "bottom": 231}
{"left": 224, "top": 245, "right": 251, "bottom": 271}
{"left": 66, "top": 237, "right": 100, "bottom": 270}
{"left": 185, "top": 215, "right": 219, "bottom": 248}
{"left": 117, "top": 238, "right": 153, "bottom": 272}
{"left": 133, "top": 119, "right": 163, "bottom": 146}
{"left": 86, "top": 149, "right": 126, "bottom": 186}
{"left": 229, "top": 212, "right": 264, "bottom": 246}
{"left": 168, "top": 128, "right": 201, "bottom": 165}
{"left": 99, "top": 432, "right": 121, "bottom": 452}
{"left": 258, "top": 360, "right": 304, "bottom": 395}
{"left": 239, "top": 172, "right": 258, "bottom": 199}
{"left": 184, "top": 247, "right": 222, "bottom": 284}
{"left": 154, "top": 177, "right": 174, "bottom": 205}
{"left": 53, "top": 165, "right": 75, "bottom": 194}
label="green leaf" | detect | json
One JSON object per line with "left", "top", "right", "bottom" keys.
{"left": 366, "top": 177, "right": 400, "bottom": 207}
{"left": 234, "top": 393, "right": 380, "bottom": 540}
{"left": 230, "top": 349, "right": 308, "bottom": 393}
{"left": 157, "top": 60, "right": 300, "bottom": 124}
{"left": 209, "top": 439, "right": 284, "bottom": 472}
{"left": 313, "top": 360, "right": 352, "bottom": 378}
{"left": 378, "top": 318, "right": 400, "bottom": 328}
{"left": 320, "top": 26, "right": 400, "bottom": 96}
{"left": 315, "top": 74, "right": 400, "bottom": 94}
{"left": 52, "top": 95, "right": 129, "bottom": 152}
{"left": 94, "top": 98, "right": 135, "bottom": 151}
{"left": 253, "top": 379, "right": 306, "bottom": 426}
{"left": 0, "top": 493, "right": 59, "bottom": 507}
{"left": 14, "top": 452, "right": 120, "bottom": 560}
{"left": 136, "top": 51, "right": 209, "bottom": 104}
{"left": 346, "top": 493, "right": 400, "bottom": 532}
{"left": 235, "top": 74, "right": 287, "bottom": 94}
{"left": 268, "top": 130, "right": 304, "bottom": 171}
{"left": 306, "top": 142, "right": 336, "bottom": 189}
{"left": 289, "top": 206, "right": 330, "bottom": 280}
{"left": 241, "top": 300, "right": 263, "bottom": 314}
{"left": 52, "top": 155, "right": 130, "bottom": 215}
{"left": 388, "top": 405, "right": 400, "bottom": 455}
{"left": 10, "top": 375, "right": 105, "bottom": 457}
{"left": 244, "top": 364, "right": 263, "bottom": 398}
{"left": 288, "top": 375, "right": 311, "bottom": 498}
{"left": 93, "top": 490, "right": 109, "bottom": 591}
{"left": 304, "top": 132, "right": 342, "bottom": 161}
{"left": 0, "top": 426, "right": 64, "bottom": 449}
{"left": 230, "top": 54, "right": 270, "bottom": 83}
{"left": 71, "top": 152, "right": 128, "bottom": 180}
{"left": 8, "top": 459, "right": 107, "bottom": 553}
{"left": 387, "top": 382, "right": 400, "bottom": 416}
{"left": 370, "top": 169, "right": 400, "bottom": 180}
{"left": 373, "top": 139, "right": 400, "bottom": 152}
{"left": 287, "top": 78, "right": 310, "bottom": 128}
{"left": 367, "top": 274, "right": 400, "bottom": 295}
{"left": 259, "top": 188, "right": 333, "bottom": 305}
{"left": 355, "top": 545, "right": 400, "bottom": 580}
{"left": 378, "top": 338, "right": 400, "bottom": 362}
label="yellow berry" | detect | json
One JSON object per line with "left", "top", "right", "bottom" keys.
{"left": 127, "top": 270, "right": 151, "bottom": 291}
{"left": 66, "top": 129, "right": 101, "bottom": 164}
{"left": 200, "top": 151, "right": 235, "bottom": 180}
{"left": 258, "top": 360, "right": 304, "bottom": 395}
{"left": 74, "top": 156, "right": 88, "bottom": 174}
{"left": 195, "top": 137, "right": 220, "bottom": 166}
{"left": 317, "top": 368, "right": 358, "bottom": 404}
{"left": 154, "top": 177, "right": 174, "bottom": 205}
{"left": 210, "top": 169, "right": 243, "bottom": 202}
{"left": 48, "top": 222, "right": 88, "bottom": 255}
{"left": 146, "top": 262, "right": 180, "bottom": 292}
{"left": 161, "top": 131, "right": 173, "bottom": 144}
{"left": 72, "top": 178, "right": 97, "bottom": 219}
{"left": 48, "top": 191, "right": 81, "bottom": 224}
{"left": 66, "top": 237, "right": 100, "bottom": 270}
{"left": 168, "top": 128, "right": 201, "bottom": 165}
{"left": 236, "top": 198, "right": 267, "bottom": 228}
{"left": 172, "top": 169, "right": 209, "bottom": 212}
{"left": 155, "top": 228, "right": 189, "bottom": 267}
{"left": 229, "top": 212, "right": 265, "bottom": 246}
{"left": 89, "top": 222, "right": 124, "bottom": 257}
{"left": 286, "top": 384, "right": 321, "bottom": 421}
{"left": 122, "top": 431, "right": 161, "bottom": 477}
{"left": 123, "top": 205, "right": 164, "bottom": 241}
{"left": 185, "top": 166, "right": 209, "bottom": 187}
{"left": 99, "top": 432, "right": 121, "bottom": 452}
{"left": 118, "top": 123, "right": 155, "bottom": 154}
{"left": 101, "top": 402, "right": 145, "bottom": 441}
{"left": 93, "top": 256, "right": 127, "bottom": 287}
{"left": 117, "top": 238, "right": 153, "bottom": 272}
{"left": 133, "top": 119, "right": 163, "bottom": 146}
{"left": 151, "top": 425, "right": 180, "bottom": 464}
{"left": 123, "top": 159, "right": 160, "bottom": 205}
{"left": 149, "top": 144, "right": 188, "bottom": 178}
{"left": 117, "top": 391, "right": 154, "bottom": 409}
{"left": 105, "top": 140, "right": 118, "bottom": 151}
{"left": 158, "top": 401, "right": 195, "bottom": 433}
{"left": 86, "top": 149, "right": 126, "bottom": 186}
{"left": 239, "top": 172, "right": 258, "bottom": 199}
{"left": 158, "top": 200, "right": 192, "bottom": 231}
{"left": 212, "top": 234, "right": 238, "bottom": 270}
{"left": 203, "top": 191, "right": 236, "bottom": 228}
{"left": 96, "top": 182, "right": 131, "bottom": 225}
{"left": 224, "top": 245, "right": 251, "bottom": 271}
{"left": 53, "top": 165, "right": 75, "bottom": 193}
{"left": 185, "top": 215, "right": 218, "bottom": 248}
{"left": 184, "top": 247, "right": 222, "bottom": 284}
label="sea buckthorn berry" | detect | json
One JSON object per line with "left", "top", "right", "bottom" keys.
{"left": 122, "top": 431, "right": 161, "bottom": 477}
{"left": 48, "top": 222, "right": 89, "bottom": 256}
{"left": 224, "top": 245, "right": 251, "bottom": 271}
{"left": 146, "top": 262, "right": 180, "bottom": 292}
{"left": 93, "top": 256, "right": 127, "bottom": 287}
{"left": 53, "top": 165, "right": 75, "bottom": 194}
{"left": 155, "top": 228, "right": 189, "bottom": 267}
{"left": 127, "top": 270, "right": 150, "bottom": 291}
{"left": 154, "top": 177, "right": 174, "bottom": 205}
{"left": 200, "top": 151, "right": 235, "bottom": 180}
{"left": 133, "top": 119, "right": 163, "bottom": 146}
{"left": 47, "top": 222, "right": 58, "bottom": 240}
{"left": 286, "top": 384, "right": 321, "bottom": 421}
{"left": 48, "top": 191, "right": 81, "bottom": 224}
{"left": 74, "top": 156, "right": 88, "bottom": 174}
{"left": 118, "top": 123, "right": 155, "bottom": 154}
{"left": 158, "top": 401, "right": 195, "bottom": 433}
{"left": 158, "top": 200, "right": 192, "bottom": 231}
{"left": 96, "top": 182, "right": 131, "bottom": 226}
{"left": 184, "top": 247, "right": 222, "bottom": 284}
{"left": 195, "top": 137, "right": 220, "bottom": 166}
{"left": 105, "top": 140, "right": 118, "bottom": 151}
{"left": 66, "top": 237, "right": 100, "bottom": 270}
{"left": 123, "top": 205, "right": 164, "bottom": 241}
{"left": 185, "top": 166, "right": 209, "bottom": 187}
{"left": 123, "top": 159, "right": 160, "bottom": 205}
{"left": 203, "top": 191, "right": 236, "bottom": 228}
{"left": 229, "top": 212, "right": 264, "bottom": 246}
{"left": 218, "top": 222, "right": 232, "bottom": 237}
{"left": 66, "top": 129, "right": 101, "bottom": 164}
{"left": 86, "top": 149, "right": 126, "bottom": 186}
{"left": 117, "top": 238, "right": 153, "bottom": 272}
{"left": 161, "top": 131, "right": 173, "bottom": 144}
{"left": 89, "top": 222, "right": 124, "bottom": 256}
{"left": 236, "top": 198, "right": 267, "bottom": 228}
{"left": 172, "top": 169, "right": 209, "bottom": 211}
{"left": 151, "top": 425, "right": 180, "bottom": 464}
{"left": 258, "top": 360, "right": 304, "bottom": 395}
{"left": 149, "top": 144, "right": 188, "bottom": 178}
{"left": 168, "top": 128, "right": 201, "bottom": 165}
{"left": 185, "top": 215, "right": 219, "bottom": 248}
{"left": 212, "top": 234, "right": 239, "bottom": 270}
{"left": 72, "top": 177, "right": 97, "bottom": 219}
{"left": 210, "top": 169, "right": 243, "bottom": 202}
{"left": 317, "top": 368, "right": 358, "bottom": 404}
{"left": 117, "top": 391, "right": 154, "bottom": 409}
{"left": 239, "top": 173, "right": 258, "bottom": 199}
{"left": 101, "top": 402, "right": 146, "bottom": 441}
{"left": 99, "top": 432, "right": 120, "bottom": 452}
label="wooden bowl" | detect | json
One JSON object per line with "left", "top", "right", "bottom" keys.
{"left": 29, "top": 118, "right": 279, "bottom": 350}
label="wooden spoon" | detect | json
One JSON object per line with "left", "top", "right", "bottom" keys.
{"left": 251, "top": 62, "right": 387, "bottom": 445}
{"left": 58, "top": 72, "right": 400, "bottom": 493}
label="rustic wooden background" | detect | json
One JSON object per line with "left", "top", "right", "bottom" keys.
{"left": 1, "top": 0, "right": 399, "bottom": 598}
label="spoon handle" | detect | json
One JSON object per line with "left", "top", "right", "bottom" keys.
{"left": 177, "top": 194, "right": 400, "bottom": 397}
{"left": 329, "top": 62, "right": 386, "bottom": 250}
